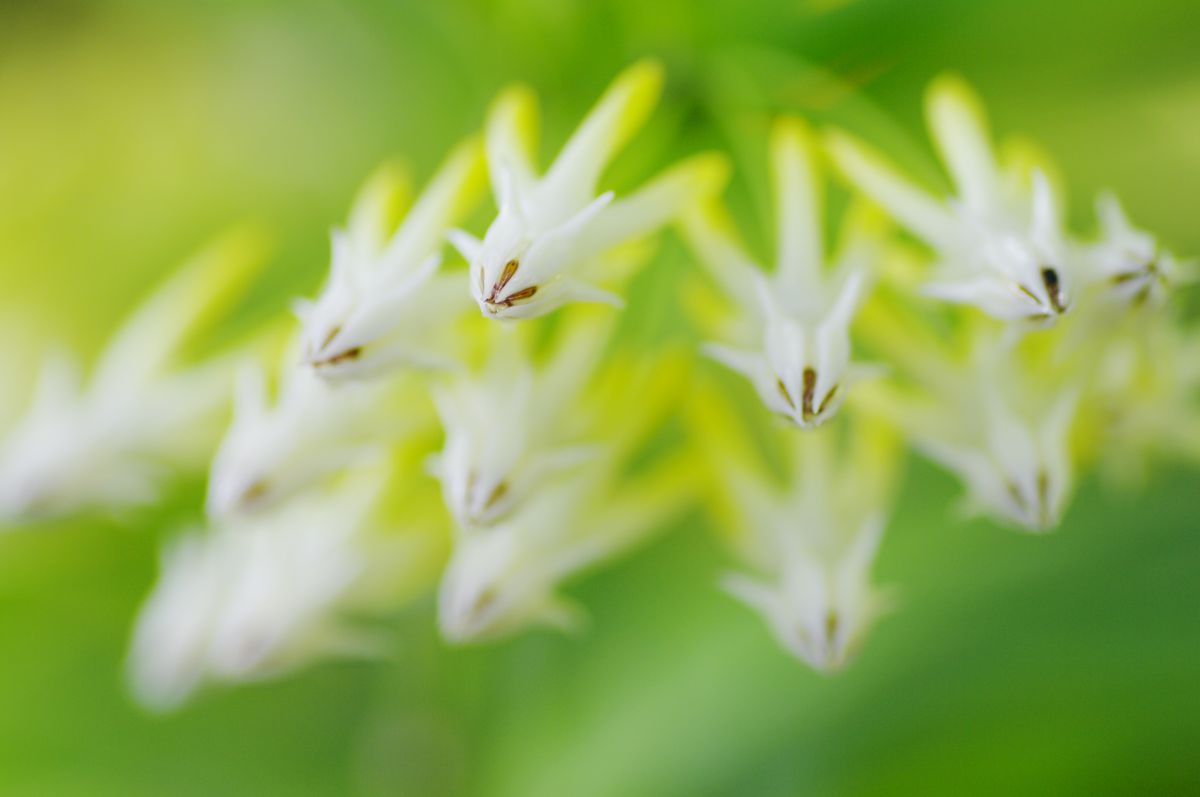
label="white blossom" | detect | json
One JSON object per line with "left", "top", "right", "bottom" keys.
{"left": 696, "top": 399, "right": 897, "bottom": 672}
{"left": 295, "top": 139, "right": 485, "bottom": 379}
{"left": 129, "top": 468, "right": 442, "bottom": 711}
{"left": 682, "top": 117, "right": 875, "bottom": 428}
{"left": 437, "top": 455, "right": 691, "bottom": 643}
{"left": 0, "top": 233, "right": 266, "bottom": 522}
{"left": 427, "top": 317, "right": 609, "bottom": 528}
{"left": 1079, "top": 192, "right": 1192, "bottom": 307}
{"left": 206, "top": 346, "right": 431, "bottom": 519}
{"left": 450, "top": 60, "right": 728, "bottom": 320}
{"left": 827, "top": 75, "right": 1074, "bottom": 325}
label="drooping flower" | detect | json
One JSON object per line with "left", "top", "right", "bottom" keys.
{"left": 827, "top": 75, "right": 1075, "bottom": 325}
{"left": 129, "top": 466, "right": 446, "bottom": 711}
{"left": 296, "top": 138, "right": 486, "bottom": 379}
{"left": 0, "top": 231, "right": 268, "bottom": 523}
{"left": 450, "top": 60, "right": 729, "bottom": 320}
{"left": 426, "top": 310, "right": 612, "bottom": 528}
{"left": 206, "top": 341, "right": 432, "bottom": 519}
{"left": 436, "top": 350, "right": 693, "bottom": 642}
{"left": 691, "top": 390, "right": 898, "bottom": 671}
{"left": 682, "top": 117, "right": 877, "bottom": 428}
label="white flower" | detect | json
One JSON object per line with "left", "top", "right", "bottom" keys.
{"left": 682, "top": 117, "right": 874, "bottom": 428}
{"left": 1079, "top": 192, "right": 1191, "bottom": 306}
{"left": 437, "top": 455, "right": 691, "bottom": 643}
{"left": 450, "top": 60, "right": 728, "bottom": 320}
{"left": 694, "top": 398, "right": 897, "bottom": 672}
{"left": 920, "top": 387, "right": 1078, "bottom": 532}
{"left": 295, "top": 138, "right": 486, "bottom": 379}
{"left": 129, "top": 468, "right": 443, "bottom": 711}
{"left": 858, "top": 329, "right": 1080, "bottom": 532}
{"left": 206, "top": 346, "right": 431, "bottom": 519}
{"left": 426, "top": 317, "right": 609, "bottom": 528}
{"left": 1086, "top": 315, "right": 1200, "bottom": 483}
{"left": 827, "top": 75, "right": 1074, "bottom": 324}
{"left": 0, "top": 232, "right": 266, "bottom": 523}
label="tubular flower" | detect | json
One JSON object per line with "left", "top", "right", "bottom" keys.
{"left": 827, "top": 75, "right": 1074, "bottom": 325}
{"left": 206, "top": 344, "right": 432, "bottom": 519}
{"left": 129, "top": 467, "right": 445, "bottom": 711}
{"left": 692, "top": 391, "right": 898, "bottom": 671}
{"left": 296, "top": 138, "right": 486, "bottom": 379}
{"left": 0, "top": 232, "right": 268, "bottom": 523}
{"left": 427, "top": 311, "right": 612, "bottom": 529}
{"left": 450, "top": 60, "right": 729, "bottom": 320}
{"left": 682, "top": 117, "right": 876, "bottom": 428}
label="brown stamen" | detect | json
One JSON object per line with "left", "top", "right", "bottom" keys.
{"left": 498, "top": 285, "right": 538, "bottom": 306}
{"left": 487, "top": 259, "right": 521, "bottom": 302}
{"left": 776, "top": 378, "right": 794, "bottom": 409}
{"left": 318, "top": 346, "right": 362, "bottom": 367}
{"left": 816, "top": 384, "right": 839, "bottom": 416}
{"left": 483, "top": 481, "right": 509, "bottom": 510}
{"left": 801, "top": 368, "right": 817, "bottom": 420}
{"left": 1041, "top": 268, "right": 1066, "bottom": 313}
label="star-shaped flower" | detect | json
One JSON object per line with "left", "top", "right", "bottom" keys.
{"left": 450, "top": 60, "right": 728, "bottom": 320}
{"left": 207, "top": 341, "right": 432, "bottom": 519}
{"left": 827, "top": 75, "right": 1074, "bottom": 325}
{"left": 1078, "top": 192, "right": 1193, "bottom": 307}
{"left": 692, "top": 392, "right": 897, "bottom": 671}
{"left": 437, "top": 454, "right": 692, "bottom": 643}
{"left": 426, "top": 314, "right": 611, "bottom": 529}
{"left": 0, "top": 231, "right": 267, "bottom": 523}
{"left": 129, "top": 467, "right": 444, "bottom": 711}
{"left": 296, "top": 138, "right": 486, "bottom": 379}
{"left": 682, "top": 117, "right": 876, "bottom": 428}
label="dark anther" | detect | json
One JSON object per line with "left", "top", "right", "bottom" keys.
{"left": 321, "top": 346, "right": 362, "bottom": 366}
{"left": 801, "top": 368, "right": 817, "bottom": 419}
{"left": 816, "top": 384, "right": 839, "bottom": 416}
{"left": 497, "top": 285, "right": 538, "bottom": 306}
{"left": 487, "top": 259, "right": 520, "bottom": 302}
{"left": 776, "top": 378, "right": 795, "bottom": 409}
{"left": 483, "top": 481, "right": 509, "bottom": 510}
{"left": 1041, "top": 268, "right": 1066, "bottom": 313}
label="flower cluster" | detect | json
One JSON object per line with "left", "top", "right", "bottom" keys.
{"left": 1, "top": 63, "right": 1194, "bottom": 705}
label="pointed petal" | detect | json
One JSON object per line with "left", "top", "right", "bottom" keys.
{"left": 383, "top": 136, "right": 487, "bottom": 267}
{"left": 579, "top": 151, "right": 730, "bottom": 262}
{"left": 92, "top": 228, "right": 271, "bottom": 395}
{"left": 538, "top": 60, "right": 664, "bottom": 212}
{"left": 825, "top": 129, "right": 959, "bottom": 251}
{"left": 486, "top": 85, "right": 541, "bottom": 199}
{"left": 771, "top": 116, "right": 824, "bottom": 294}
{"left": 925, "top": 74, "right": 999, "bottom": 216}
{"left": 348, "top": 162, "right": 412, "bottom": 255}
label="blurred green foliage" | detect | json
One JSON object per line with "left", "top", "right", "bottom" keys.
{"left": 1, "top": 0, "right": 1198, "bottom": 795}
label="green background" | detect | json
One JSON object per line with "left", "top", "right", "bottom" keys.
{"left": 1, "top": 1, "right": 1198, "bottom": 794}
